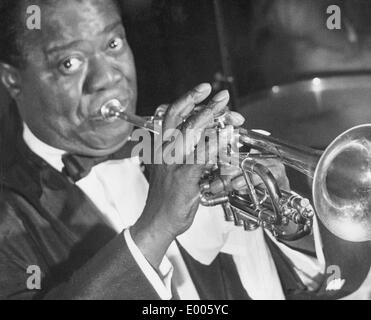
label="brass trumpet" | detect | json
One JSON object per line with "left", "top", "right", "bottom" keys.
{"left": 98, "top": 99, "right": 371, "bottom": 242}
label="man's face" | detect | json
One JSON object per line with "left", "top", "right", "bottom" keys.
{"left": 17, "top": 0, "right": 137, "bottom": 156}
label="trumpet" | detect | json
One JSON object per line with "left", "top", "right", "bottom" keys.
{"left": 98, "top": 99, "right": 371, "bottom": 242}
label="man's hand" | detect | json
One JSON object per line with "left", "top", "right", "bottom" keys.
{"left": 130, "top": 83, "right": 245, "bottom": 269}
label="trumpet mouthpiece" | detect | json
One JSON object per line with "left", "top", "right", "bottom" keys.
{"left": 100, "top": 99, "right": 124, "bottom": 120}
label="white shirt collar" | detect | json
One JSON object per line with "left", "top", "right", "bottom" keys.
{"left": 22, "top": 123, "right": 66, "bottom": 172}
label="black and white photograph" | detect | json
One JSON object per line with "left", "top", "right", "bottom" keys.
{"left": 0, "top": 0, "right": 370, "bottom": 306}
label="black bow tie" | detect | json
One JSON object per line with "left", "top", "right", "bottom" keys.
{"left": 62, "top": 141, "right": 138, "bottom": 182}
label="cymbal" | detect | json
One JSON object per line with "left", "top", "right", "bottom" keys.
{"left": 238, "top": 73, "right": 371, "bottom": 149}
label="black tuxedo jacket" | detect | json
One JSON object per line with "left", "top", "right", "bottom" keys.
{"left": 0, "top": 112, "right": 370, "bottom": 300}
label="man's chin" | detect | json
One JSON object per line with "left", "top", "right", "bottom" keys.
{"left": 78, "top": 129, "right": 133, "bottom": 157}
{"left": 80, "top": 138, "right": 130, "bottom": 157}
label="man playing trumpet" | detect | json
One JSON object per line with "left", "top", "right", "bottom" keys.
{"left": 0, "top": 0, "right": 370, "bottom": 300}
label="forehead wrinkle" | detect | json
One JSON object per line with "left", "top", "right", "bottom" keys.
{"left": 19, "top": 0, "right": 123, "bottom": 71}
{"left": 31, "top": 0, "right": 121, "bottom": 52}
{"left": 48, "top": 8, "right": 104, "bottom": 40}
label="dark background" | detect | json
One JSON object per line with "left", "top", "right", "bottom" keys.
{"left": 122, "top": 0, "right": 252, "bottom": 115}
{"left": 119, "top": 0, "right": 371, "bottom": 115}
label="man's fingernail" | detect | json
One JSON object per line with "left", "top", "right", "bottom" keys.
{"left": 213, "top": 90, "right": 230, "bottom": 102}
{"left": 195, "top": 83, "right": 211, "bottom": 93}
{"left": 231, "top": 112, "right": 246, "bottom": 124}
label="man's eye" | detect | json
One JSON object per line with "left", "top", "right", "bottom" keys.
{"left": 59, "top": 57, "right": 83, "bottom": 74}
{"left": 108, "top": 37, "right": 125, "bottom": 51}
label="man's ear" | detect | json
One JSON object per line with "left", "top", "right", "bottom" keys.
{"left": 0, "top": 63, "right": 21, "bottom": 99}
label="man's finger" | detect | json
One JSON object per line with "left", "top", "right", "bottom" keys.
{"left": 172, "top": 90, "right": 230, "bottom": 161}
{"left": 181, "top": 90, "right": 230, "bottom": 132}
{"left": 163, "top": 83, "right": 212, "bottom": 131}
{"left": 222, "top": 111, "right": 246, "bottom": 127}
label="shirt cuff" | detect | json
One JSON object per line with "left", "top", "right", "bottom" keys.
{"left": 124, "top": 228, "right": 174, "bottom": 300}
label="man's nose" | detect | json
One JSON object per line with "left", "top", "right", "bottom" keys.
{"left": 84, "top": 56, "right": 123, "bottom": 93}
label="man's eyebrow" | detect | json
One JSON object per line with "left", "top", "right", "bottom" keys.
{"left": 45, "top": 21, "right": 124, "bottom": 54}
{"left": 103, "top": 20, "right": 123, "bottom": 34}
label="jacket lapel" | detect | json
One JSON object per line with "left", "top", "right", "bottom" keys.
{"left": 314, "top": 220, "right": 371, "bottom": 299}
{"left": 2, "top": 137, "right": 117, "bottom": 274}
{"left": 273, "top": 221, "right": 371, "bottom": 300}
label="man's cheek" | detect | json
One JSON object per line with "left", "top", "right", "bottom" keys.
{"left": 56, "top": 74, "right": 84, "bottom": 104}
{"left": 53, "top": 89, "right": 83, "bottom": 120}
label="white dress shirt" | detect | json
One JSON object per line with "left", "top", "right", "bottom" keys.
{"left": 22, "top": 124, "right": 370, "bottom": 300}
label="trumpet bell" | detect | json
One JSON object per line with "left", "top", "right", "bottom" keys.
{"left": 314, "top": 124, "right": 371, "bottom": 242}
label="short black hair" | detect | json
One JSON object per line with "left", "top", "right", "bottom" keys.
{"left": 0, "top": 0, "right": 123, "bottom": 68}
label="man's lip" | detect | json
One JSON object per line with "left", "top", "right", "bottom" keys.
{"left": 85, "top": 87, "right": 134, "bottom": 117}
